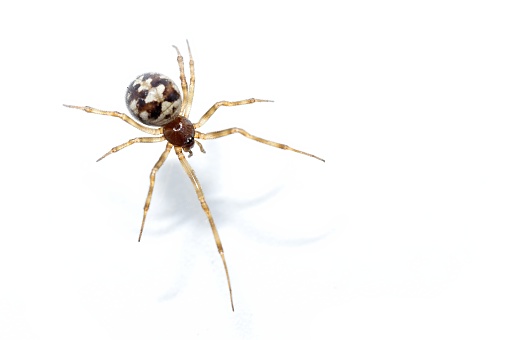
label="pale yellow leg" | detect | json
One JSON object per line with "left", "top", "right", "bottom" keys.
{"left": 63, "top": 104, "right": 163, "bottom": 135}
{"left": 194, "top": 99, "right": 273, "bottom": 129}
{"left": 172, "top": 45, "right": 189, "bottom": 115}
{"left": 97, "top": 136, "right": 166, "bottom": 162}
{"left": 196, "top": 129, "right": 325, "bottom": 162}
{"left": 138, "top": 143, "right": 174, "bottom": 242}
{"left": 183, "top": 40, "right": 195, "bottom": 118}
{"left": 175, "top": 147, "right": 234, "bottom": 311}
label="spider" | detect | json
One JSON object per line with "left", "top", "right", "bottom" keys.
{"left": 64, "top": 41, "right": 324, "bottom": 311}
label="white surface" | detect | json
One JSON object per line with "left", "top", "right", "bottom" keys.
{"left": 1, "top": 1, "right": 507, "bottom": 339}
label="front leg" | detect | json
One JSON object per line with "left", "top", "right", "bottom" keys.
{"left": 194, "top": 99, "right": 273, "bottom": 129}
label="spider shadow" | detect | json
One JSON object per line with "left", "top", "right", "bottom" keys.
{"left": 142, "top": 153, "right": 233, "bottom": 237}
{"left": 143, "top": 141, "right": 284, "bottom": 236}
{"left": 141, "top": 144, "right": 327, "bottom": 305}
{"left": 145, "top": 146, "right": 289, "bottom": 304}
{"left": 231, "top": 185, "right": 332, "bottom": 248}
{"left": 140, "top": 154, "right": 218, "bottom": 303}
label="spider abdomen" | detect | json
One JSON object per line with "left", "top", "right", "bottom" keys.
{"left": 125, "top": 73, "right": 182, "bottom": 126}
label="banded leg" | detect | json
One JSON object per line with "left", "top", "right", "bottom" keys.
{"left": 175, "top": 147, "right": 234, "bottom": 311}
{"left": 196, "top": 129, "right": 325, "bottom": 162}
{"left": 172, "top": 45, "right": 189, "bottom": 115}
{"left": 63, "top": 104, "right": 163, "bottom": 135}
{"left": 138, "top": 143, "right": 173, "bottom": 242}
{"left": 194, "top": 99, "right": 273, "bottom": 129}
{"left": 97, "top": 136, "right": 166, "bottom": 162}
{"left": 183, "top": 40, "right": 195, "bottom": 118}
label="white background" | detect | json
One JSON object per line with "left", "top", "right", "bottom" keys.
{"left": 1, "top": 0, "right": 507, "bottom": 339}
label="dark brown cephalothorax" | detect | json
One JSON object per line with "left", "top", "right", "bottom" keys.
{"left": 163, "top": 116, "right": 195, "bottom": 151}
{"left": 126, "top": 72, "right": 182, "bottom": 126}
{"left": 64, "top": 41, "right": 324, "bottom": 312}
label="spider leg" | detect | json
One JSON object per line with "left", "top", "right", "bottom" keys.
{"left": 183, "top": 40, "right": 195, "bottom": 118}
{"left": 172, "top": 45, "right": 189, "bottom": 115}
{"left": 138, "top": 143, "right": 173, "bottom": 242}
{"left": 194, "top": 99, "right": 273, "bottom": 129}
{"left": 97, "top": 136, "right": 166, "bottom": 162}
{"left": 196, "top": 129, "right": 325, "bottom": 162}
{"left": 194, "top": 140, "right": 206, "bottom": 154}
{"left": 63, "top": 105, "right": 163, "bottom": 135}
{"left": 175, "top": 147, "right": 234, "bottom": 311}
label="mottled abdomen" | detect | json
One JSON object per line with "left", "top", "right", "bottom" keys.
{"left": 125, "top": 73, "right": 182, "bottom": 126}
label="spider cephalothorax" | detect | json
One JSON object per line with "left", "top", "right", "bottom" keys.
{"left": 64, "top": 41, "right": 324, "bottom": 311}
{"left": 163, "top": 116, "right": 195, "bottom": 151}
